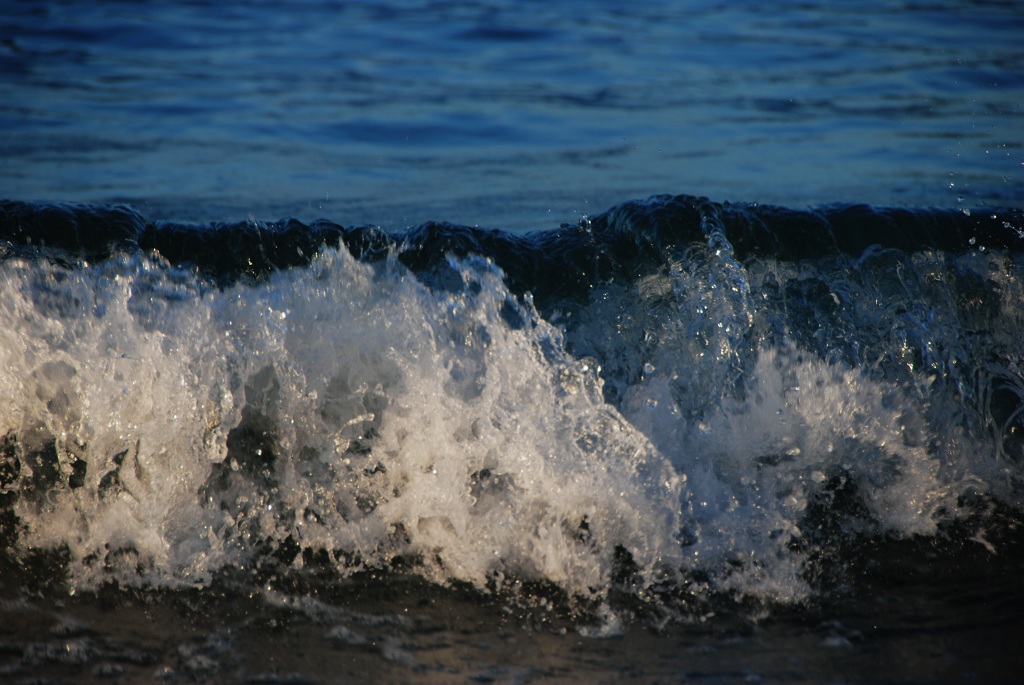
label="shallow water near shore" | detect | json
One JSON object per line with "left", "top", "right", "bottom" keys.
{"left": 3, "top": 528, "right": 1023, "bottom": 684}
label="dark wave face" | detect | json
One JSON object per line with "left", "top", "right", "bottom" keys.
{"left": 1, "top": 196, "right": 1023, "bottom": 623}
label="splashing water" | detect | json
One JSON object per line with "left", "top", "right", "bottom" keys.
{"left": 1, "top": 197, "right": 1022, "bottom": 622}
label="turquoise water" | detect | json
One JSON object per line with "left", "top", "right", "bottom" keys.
{"left": 2, "top": 0, "right": 1022, "bottom": 229}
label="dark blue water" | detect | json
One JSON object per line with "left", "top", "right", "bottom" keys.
{"left": 2, "top": 0, "right": 1022, "bottom": 229}
{"left": 2, "top": 1, "right": 1023, "bottom": 683}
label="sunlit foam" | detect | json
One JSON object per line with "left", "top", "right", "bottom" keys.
{"left": 0, "top": 250, "right": 681, "bottom": 600}
{"left": 0, "top": 241, "right": 1020, "bottom": 611}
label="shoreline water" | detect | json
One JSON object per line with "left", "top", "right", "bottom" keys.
{"left": 2, "top": 565, "right": 1020, "bottom": 684}
{"left": 3, "top": 508, "right": 1022, "bottom": 684}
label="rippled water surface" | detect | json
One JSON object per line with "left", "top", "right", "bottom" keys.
{"left": 2, "top": 0, "right": 1022, "bottom": 228}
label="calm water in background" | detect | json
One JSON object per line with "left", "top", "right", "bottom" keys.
{"left": 1, "top": 0, "right": 1022, "bottom": 230}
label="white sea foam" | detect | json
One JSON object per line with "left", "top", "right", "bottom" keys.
{"left": 0, "top": 249, "right": 681, "bottom": 599}
{"left": 0, "top": 244, "right": 1019, "bottom": 607}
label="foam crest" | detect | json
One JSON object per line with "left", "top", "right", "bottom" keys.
{"left": 0, "top": 249, "right": 681, "bottom": 600}
{"left": 562, "top": 240, "right": 1023, "bottom": 601}
{"left": 1, "top": 228, "right": 1022, "bottom": 612}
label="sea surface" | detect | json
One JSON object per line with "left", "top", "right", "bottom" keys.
{"left": 2, "top": 1, "right": 1024, "bottom": 684}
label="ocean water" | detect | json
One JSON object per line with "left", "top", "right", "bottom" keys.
{"left": 3, "top": 0, "right": 1022, "bottom": 227}
{"left": 2, "top": 1, "right": 1024, "bottom": 684}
